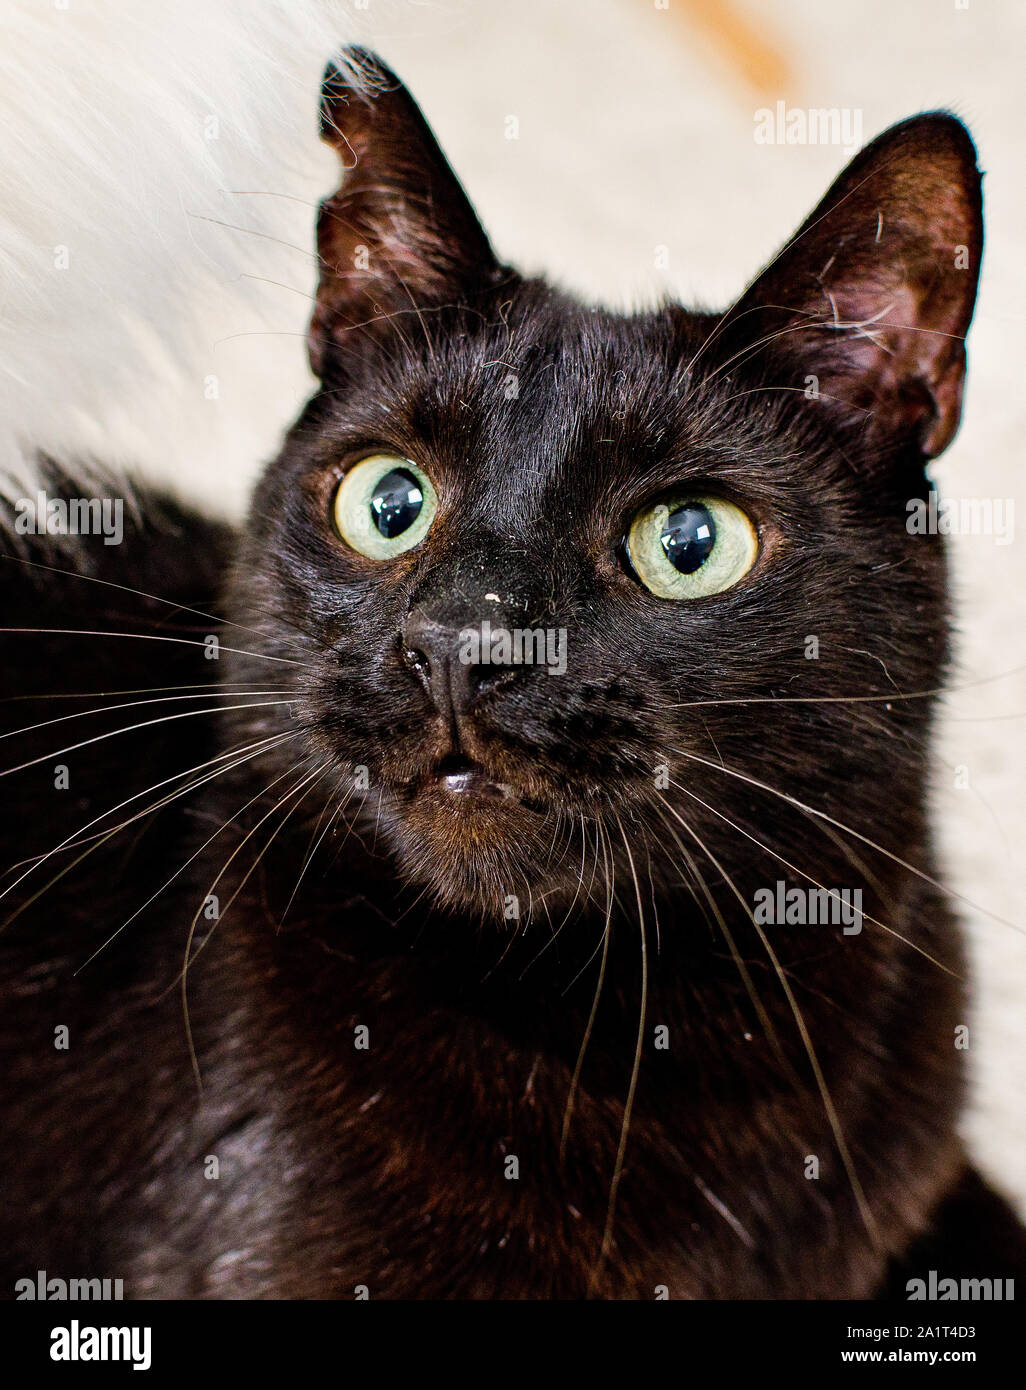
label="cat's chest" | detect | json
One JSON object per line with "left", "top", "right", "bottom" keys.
{"left": 158, "top": 896, "right": 833, "bottom": 1299}
{"left": 140, "top": 835, "right": 958, "bottom": 1300}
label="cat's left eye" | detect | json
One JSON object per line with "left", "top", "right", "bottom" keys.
{"left": 333, "top": 454, "right": 437, "bottom": 559}
{"left": 625, "top": 495, "right": 758, "bottom": 599}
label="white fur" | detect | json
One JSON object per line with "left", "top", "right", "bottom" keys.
{"left": 0, "top": 0, "right": 370, "bottom": 514}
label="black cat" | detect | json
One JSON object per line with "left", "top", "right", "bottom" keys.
{"left": 1, "top": 49, "right": 1022, "bottom": 1299}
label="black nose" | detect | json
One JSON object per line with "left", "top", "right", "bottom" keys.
{"left": 402, "top": 607, "right": 511, "bottom": 720}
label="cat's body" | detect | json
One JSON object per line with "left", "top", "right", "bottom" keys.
{"left": 1, "top": 52, "right": 1023, "bottom": 1298}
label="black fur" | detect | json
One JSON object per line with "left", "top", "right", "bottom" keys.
{"left": 1, "top": 51, "right": 1022, "bottom": 1298}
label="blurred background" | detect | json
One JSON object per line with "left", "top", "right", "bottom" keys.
{"left": 2, "top": 0, "right": 1023, "bottom": 1208}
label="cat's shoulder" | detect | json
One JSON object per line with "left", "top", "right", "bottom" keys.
{"left": 1, "top": 460, "right": 236, "bottom": 707}
{"left": 1, "top": 458, "right": 234, "bottom": 606}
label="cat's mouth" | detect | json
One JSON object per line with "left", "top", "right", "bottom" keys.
{"left": 417, "top": 754, "right": 547, "bottom": 815}
{"left": 383, "top": 750, "right": 552, "bottom": 829}
{"left": 430, "top": 753, "right": 517, "bottom": 801}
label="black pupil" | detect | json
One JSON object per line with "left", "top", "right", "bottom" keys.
{"left": 660, "top": 503, "right": 716, "bottom": 575}
{"left": 370, "top": 468, "right": 423, "bottom": 539}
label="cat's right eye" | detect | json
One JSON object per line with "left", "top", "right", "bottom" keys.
{"left": 625, "top": 495, "right": 758, "bottom": 600}
{"left": 333, "top": 454, "right": 437, "bottom": 560}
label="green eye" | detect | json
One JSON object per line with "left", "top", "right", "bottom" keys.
{"left": 626, "top": 495, "right": 758, "bottom": 599}
{"left": 333, "top": 454, "right": 437, "bottom": 559}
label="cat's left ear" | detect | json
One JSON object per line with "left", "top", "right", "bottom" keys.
{"left": 308, "top": 48, "right": 501, "bottom": 376}
{"left": 722, "top": 114, "right": 983, "bottom": 458}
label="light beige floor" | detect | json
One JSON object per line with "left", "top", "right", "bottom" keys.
{"left": 4, "top": 0, "right": 1023, "bottom": 1209}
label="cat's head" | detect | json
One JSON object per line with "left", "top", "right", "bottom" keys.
{"left": 228, "top": 49, "right": 982, "bottom": 922}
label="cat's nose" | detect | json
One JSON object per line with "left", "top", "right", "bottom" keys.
{"left": 401, "top": 607, "right": 509, "bottom": 719}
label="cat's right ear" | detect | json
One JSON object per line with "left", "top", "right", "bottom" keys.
{"left": 308, "top": 48, "right": 501, "bottom": 377}
{"left": 718, "top": 114, "right": 983, "bottom": 461}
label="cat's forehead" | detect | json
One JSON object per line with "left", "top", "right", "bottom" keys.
{"left": 323, "top": 293, "right": 762, "bottom": 507}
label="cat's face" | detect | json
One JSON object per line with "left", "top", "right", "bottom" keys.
{"left": 228, "top": 49, "right": 982, "bottom": 921}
